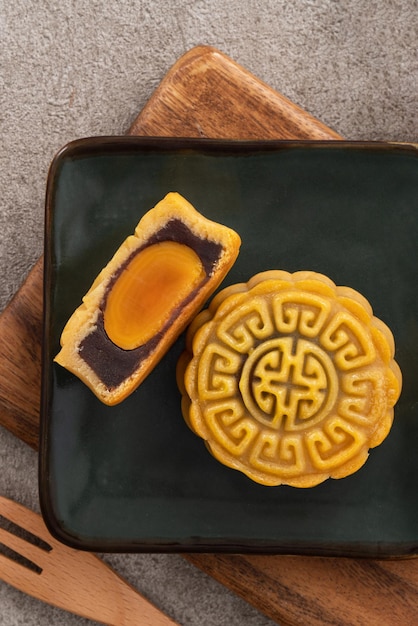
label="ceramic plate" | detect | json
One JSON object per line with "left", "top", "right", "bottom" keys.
{"left": 40, "top": 137, "right": 418, "bottom": 556}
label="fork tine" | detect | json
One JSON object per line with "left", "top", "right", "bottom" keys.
{"left": 0, "top": 551, "right": 45, "bottom": 599}
{"left": 0, "top": 527, "right": 48, "bottom": 569}
{"left": 0, "top": 496, "right": 51, "bottom": 543}
{"left": 0, "top": 550, "right": 63, "bottom": 607}
{"left": 0, "top": 497, "right": 179, "bottom": 625}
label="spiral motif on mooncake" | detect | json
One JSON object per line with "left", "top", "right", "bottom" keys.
{"left": 177, "top": 270, "right": 402, "bottom": 487}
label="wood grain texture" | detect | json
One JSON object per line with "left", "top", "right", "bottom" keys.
{"left": 0, "top": 46, "right": 417, "bottom": 625}
{"left": 0, "top": 257, "right": 43, "bottom": 449}
{"left": 129, "top": 46, "right": 341, "bottom": 141}
{"left": 0, "top": 496, "right": 178, "bottom": 625}
{"left": 186, "top": 553, "right": 418, "bottom": 626}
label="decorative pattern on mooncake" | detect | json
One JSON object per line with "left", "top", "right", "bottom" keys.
{"left": 54, "top": 192, "right": 241, "bottom": 405}
{"left": 178, "top": 270, "right": 402, "bottom": 487}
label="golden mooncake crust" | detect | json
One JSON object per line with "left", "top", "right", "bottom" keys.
{"left": 177, "top": 270, "right": 402, "bottom": 487}
{"left": 54, "top": 192, "right": 241, "bottom": 405}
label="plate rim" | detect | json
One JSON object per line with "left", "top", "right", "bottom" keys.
{"left": 39, "top": 137, "right": 418, "bottom": 555}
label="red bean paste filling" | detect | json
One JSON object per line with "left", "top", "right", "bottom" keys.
{"left": 79, "top": 219, "right": 223, "bottom": 390}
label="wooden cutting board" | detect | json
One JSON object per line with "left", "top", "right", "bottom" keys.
{"left": 1, "top": 46, "right": 417, "bottom": 625}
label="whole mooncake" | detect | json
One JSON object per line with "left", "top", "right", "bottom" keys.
{"left": 55, "top": 192, "right": 241, "bottom": 405}
{"left": 177, "top": 270, "right": 402, "bottom": 487}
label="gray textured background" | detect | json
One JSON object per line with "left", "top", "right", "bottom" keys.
{"left": 0, "top": 1, "right": 417, "bottom": 625}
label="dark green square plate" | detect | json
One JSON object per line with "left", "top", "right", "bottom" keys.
{"left": 40, "top": 137, "right": 418, "bottom": 556}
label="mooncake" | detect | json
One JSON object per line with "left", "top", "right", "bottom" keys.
{"left": 54, "top": 192, "right": 241, "bottom": 405}
{"left": 177, "top": 270, "right": 402, "bottom": 487}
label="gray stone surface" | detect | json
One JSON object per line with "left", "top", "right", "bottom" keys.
{"left": 0, "top": 1, "right": 417, "bottom": 624}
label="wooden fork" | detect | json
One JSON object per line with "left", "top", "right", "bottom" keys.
{"left": 0, "top": 495, "right": 178, "bottom": 625}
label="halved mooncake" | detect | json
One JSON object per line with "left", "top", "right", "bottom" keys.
{"left": 54, "top": 192, "right": 241, "bottom": 405}
{"left": 177, "top": 270, "right": 402, "bottom": 487}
